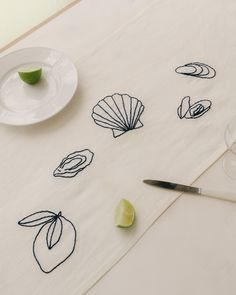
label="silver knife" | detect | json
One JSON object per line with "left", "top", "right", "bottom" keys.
{"left": 143, "top": 179, "right": 236, "bottom": 203}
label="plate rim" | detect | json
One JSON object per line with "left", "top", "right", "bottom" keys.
{"left": 0, "top": 46, "right": 78, "bottom": 126}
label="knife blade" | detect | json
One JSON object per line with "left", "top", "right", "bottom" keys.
{"left": 143, "top": 179, "right": 236, "bottom": 203}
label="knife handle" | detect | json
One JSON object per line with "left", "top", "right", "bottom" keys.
{"left": 201, "top": 189, "right": 236, "bottom": 203}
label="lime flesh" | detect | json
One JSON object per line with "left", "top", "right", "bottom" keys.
{"left": 115, "top": 199, "right": 135, "bottom": 228}
{"left": 18, "top": 67, "right": 42, "bottom": 85}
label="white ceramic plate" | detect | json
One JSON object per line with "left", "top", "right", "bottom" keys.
{"left": 0, "top": 47, "right": 78, "bottom": 125}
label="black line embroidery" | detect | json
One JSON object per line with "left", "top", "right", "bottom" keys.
{"left": 91, "top": 93, "right": 145, "bottom": 138}
{"left": 53, "top": 149, "right": 94, "bottom": 178}
{"left": 177, "top": 96, "right": 212, "bottom": 119}
{"left": 175, "top": 62, "right": 216, "bottom": 79}
{"left": 18, "top": 210, "right": 77, "bottom": 274}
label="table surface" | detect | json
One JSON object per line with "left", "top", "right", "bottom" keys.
{"left": 0, "top": 0, "right": 77, "bottom": 50}
{"left": 2, "top": 1, "right": 236, "bottom": 294}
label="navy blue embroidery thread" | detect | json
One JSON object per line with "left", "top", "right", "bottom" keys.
{"left": 91, "top": 93, "right": 145, "bottom": 138}
{"left": 53, "top": 149, "right": 94, "bottom": 178}
{"left": 18, "top": 210, "right": 77, "bottom": 274}
{"left": 177, "top": 96, "right": 212, "bottom": 119}
{"left": 175, "top": 62, "right": 216, "bottom": 79}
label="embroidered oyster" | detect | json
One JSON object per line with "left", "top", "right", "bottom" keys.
{"left": 53, "top": 149, "right": 94, "bottom": 178}
{"left": 91, "top": 93, "right": 145, "bottom": 138}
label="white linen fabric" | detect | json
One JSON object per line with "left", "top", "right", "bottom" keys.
{"left": 1, "top": 0, "right": 235, "bottom": 294}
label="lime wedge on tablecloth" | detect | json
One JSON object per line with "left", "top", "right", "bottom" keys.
{"left": 115, "top": 199, "right": 135, "bottom": 228}
{"left": 18, "top": 67, "right": 42, "bottom": 85}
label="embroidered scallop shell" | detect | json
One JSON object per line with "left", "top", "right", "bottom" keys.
{"left": 91, "top": 93, "right": 145, "bottom": 138}
{"left": 53, "top": 149, "right": 94, "bottom": 178}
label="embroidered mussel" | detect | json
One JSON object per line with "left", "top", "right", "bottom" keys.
{"left": 177, "top": 96, "right": 212, "bottom": 119}
{"left": 175, "top": 62, "right": 216, "bottom": 79}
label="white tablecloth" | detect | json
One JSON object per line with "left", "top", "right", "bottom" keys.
{"left": 1, "top": 0, "right": 236, "bottom": 294}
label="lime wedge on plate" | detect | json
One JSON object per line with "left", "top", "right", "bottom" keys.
{"left": 115, "top": 199, "right": 135, "bottom": 228}
{"left": 18, "top": 67, "right": 42, "bottom": 85}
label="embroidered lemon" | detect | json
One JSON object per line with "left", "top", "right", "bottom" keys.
{"left": 18, "top": 67, "right": 42, "bottom": 85}
{"left": 115, "top": 199, "right": 135, "bottom": 228}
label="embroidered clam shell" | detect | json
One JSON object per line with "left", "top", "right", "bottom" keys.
{"left": 92, "top": 93, "right": 145, "bottom": 138}
{"left": 53, "top": 149, "right": 94, "bottom": 178}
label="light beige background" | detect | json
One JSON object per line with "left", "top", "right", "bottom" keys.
{"left": 1, "top": 1, "right": 236, "bottom": 295}
{"left": 0, "top": 0, "right": 76, "bottom": 48}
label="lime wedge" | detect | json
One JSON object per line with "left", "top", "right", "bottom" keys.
{"left": 115, "top": 199, "right": 135, "bottom": 228}
{"left": 18, "top": 67, "right": 42, "bottom": 85}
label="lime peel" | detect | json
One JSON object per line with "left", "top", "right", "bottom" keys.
{"left": 18, "top": 67, "right": 42, "bottom": 85}
{"left": 115, "top": 199, "right": 135, "bottom": 228}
